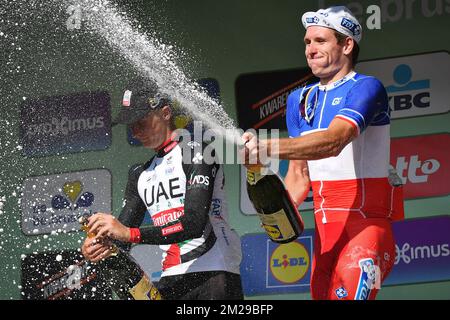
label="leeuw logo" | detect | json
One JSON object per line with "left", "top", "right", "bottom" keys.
{"left": 21, "top": 169, "right": 111, "bottom": 235}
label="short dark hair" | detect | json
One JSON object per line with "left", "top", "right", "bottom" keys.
{"left": 334, "top": 31, "right": 359, "bottom": 66}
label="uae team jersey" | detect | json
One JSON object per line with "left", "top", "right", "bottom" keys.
{"left": 286, "top": 71, "right": 392, "bottom": 223}
{"left": 117, "top": 135, "right": 242, "bottom": 278}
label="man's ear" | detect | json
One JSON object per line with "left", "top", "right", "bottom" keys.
{"left": 343, "top": 37, "right": 354, "bottom": 56}
{"left": 161, "top": 105, "right": 172, "bottom": 120}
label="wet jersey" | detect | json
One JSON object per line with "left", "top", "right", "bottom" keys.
{"left": 286, "top": 71, "right": 391, "bottom": 222}
{"left": 117, "top": 135, "right": 242, "bottom": 278}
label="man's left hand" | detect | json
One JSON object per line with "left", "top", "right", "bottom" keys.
{"left": 87, "top": 213, "right": 130, "bottom": 242}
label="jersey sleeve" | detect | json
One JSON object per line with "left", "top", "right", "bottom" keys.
{"left": 115, "top": 164, "right": 147, "bottom": 251}
{"left": 137, "top": 142, "right": 218, "bottom": 245}
{"left": 286, "top": 89, "right": 302, "bottom": 138}
{"left": 336, "top": 77, "right": 389, "bottom": 133}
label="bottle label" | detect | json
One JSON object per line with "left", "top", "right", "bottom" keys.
{"left": 258, "top": 209, "right": 296, "bottom": 242}
{"left": 247, "top": 170, "right": 264, "bottom": 185}
{"left": 129, "top": 274, "right": 162, "bottom": 300}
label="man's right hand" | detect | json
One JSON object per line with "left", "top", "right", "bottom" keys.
{"left": 81, "top": 236, "right": 114, "bottom": 263}
{"left": 240, "top": 132, "right": 270, "bottom": 171}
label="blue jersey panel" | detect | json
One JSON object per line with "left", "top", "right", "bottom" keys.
{"left": 286, "top": 73, "right": 389, "bottom": 137}
{"left": 339, "top": 76, "right": 390, "bottom": 132}
{"left": 286, "top": 88, "right": 302, "bottom": 138}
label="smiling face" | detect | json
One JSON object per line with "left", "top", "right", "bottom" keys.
{"left": 130, "top": 106, "right": 173, "bottom": 149}
{"left": 304, "top": 26, "right": 354, "bottom": 84}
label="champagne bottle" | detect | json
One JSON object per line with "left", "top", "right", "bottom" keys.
{"left": 246, "top": 168, "right": 304, "bottom": 243}
{"left": 79, "top": 217, "right": 162, "bottom": 300}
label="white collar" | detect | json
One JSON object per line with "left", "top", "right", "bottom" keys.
{"left": 318, "top": 71, "right": 356, "bottom": 91}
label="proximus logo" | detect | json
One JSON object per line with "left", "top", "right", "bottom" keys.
{"left": 26, "top": 116, "right": 105, "bottom": 137}
{"left": 395, "top": 242, "right": 450, "bottom": 264}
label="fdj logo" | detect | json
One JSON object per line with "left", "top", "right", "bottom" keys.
{"left": 355, "top": 258, "right": 381, "bottom": 300}
{"left": 341, "top": 18, "right": 361, "bottom": 36}
{"left": 386, "top": 64, "right": 430, "bottom": 111}
{"left": 270, "top": 241, "right": 309, "bottom": 284}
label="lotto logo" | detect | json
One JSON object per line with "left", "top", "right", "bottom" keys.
{"left": 394, "top": 155, "right": 440, "bottom": 184}
{"left": 391, "top": 133, "right": 450, "bottom": 199}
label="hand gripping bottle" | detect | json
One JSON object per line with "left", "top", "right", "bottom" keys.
{"left": 246, "top": 168, "right": 304, "bottom": 243}
{"left": 79, "top": 217, "right": 162, "bottom": 300}
{"left": 388, "top": 168, "right": 405, "bottom": 222}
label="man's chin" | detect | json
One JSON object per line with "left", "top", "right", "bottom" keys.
{"left": 309, "top": 68, "right": 333, "bottom": 81}
{"left": 310, "top": 68, "right": 324, "bottom": 78}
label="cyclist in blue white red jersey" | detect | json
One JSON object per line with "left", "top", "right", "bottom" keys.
{"left": 243, "top": 6, "right": 397, "bottom": 300}
{"left": 82, "top": 77, "right": 243, "bottom": 300}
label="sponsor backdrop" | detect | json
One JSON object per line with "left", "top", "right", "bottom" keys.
{"left": 240, "top": 230, "right": 314, "bottom": 296}
{"left": 236, "top": 68, "right": 317, "bottom": 131}
{"left": 21, "top": 169, "right": 112, "bottom": 235}
{"left": 21, "top": 250, "right": 112, "bottom": 300}
{"left": 1, "top": 0, "right": 449, "bottom": 300}
{"left": 356, "top": 52, "right": 450, "bottom": 119}
{"left": 391, "top": 133, "right": 450, "bottom": 200}
{"left": 241, "top": 216, "right": 450, "bottom": 296}
{"left": 385, "top": 216, "right": 450, "bottom": 285}
{"left": 19, "top": 91, "right": 112, "bottom": 157}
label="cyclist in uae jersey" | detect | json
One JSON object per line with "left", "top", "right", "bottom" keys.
{"left": 242, "top": 6, "right": 396, "bottom": 300}
{"left": 82, "top": 77, "right": 243, "bottom": 300}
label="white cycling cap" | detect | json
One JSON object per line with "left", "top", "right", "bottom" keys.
{"left": 301, "top": 6, "right": 362, "bottom": 43}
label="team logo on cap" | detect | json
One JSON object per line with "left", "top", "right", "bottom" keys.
{"left": 123, "top": 90, "right": 132, "bottom": 107}
{"left": 306, "top": 16, "right": 319, "bottom": 24}
{"left": 341, "top": 18, "right": 361, "bottom": 36}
